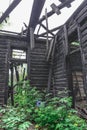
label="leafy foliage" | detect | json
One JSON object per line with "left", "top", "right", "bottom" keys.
{"left": 0, "top": 80, "right": 87, "bottom": 130}
{"left": 71, "top": 41, "right": 80, "bottom": 46}
{"left": 0, "top": 106, "right": 32, "bottom": 130}
{"left": 34, "top": 97, "right": 87, "bottom": 130}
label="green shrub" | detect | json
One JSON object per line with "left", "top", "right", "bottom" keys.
{"left": 34, "top": 97, "right": 87, "bottom": 130}
{"left": 0, "top": 106, "right": 32, "bottom": 130}
{"left": 0, "top": 80, "right": 87, "bottom": 130}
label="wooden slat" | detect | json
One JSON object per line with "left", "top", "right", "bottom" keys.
{"left": 0, "top": 43, "right": 9, "bottom": 105}
{"left": 30, "top": 41, "right": 49, "bottom": 88}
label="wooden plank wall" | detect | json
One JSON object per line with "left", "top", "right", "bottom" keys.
{"left": 0, "top": 35, "right": 27, "bottom": 105}
{"left": 0, "top": 38, "right": 9, "bottom": 105}
{"left": 0, "top": 34, "right": 49, "bottom": 105}
{"left": 72, "top": 2, "right": 87, "bottom": 101}
{"left": 67, "top": 1, "right": 87, "bottom": 35}
{"left": 65, "top": 2, "right": 87, "bottom": 104}
{"left": 53, "top": 30, "right": 68, "bottom": 93}
{"left": 79, "top": 5, "right": 87, "bottom": 98}
{"left": 30, "top": 40, "right": 49, "bottom": 89}
{"left": 53, "top": 1, "right": 87, "bottom": 99}
{"left": 70, "top": 51, "right": 82, "bottom": 71}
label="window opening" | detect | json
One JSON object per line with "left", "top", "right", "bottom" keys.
{"left": 12, "top": 49, "right": 26, "bottom": 60}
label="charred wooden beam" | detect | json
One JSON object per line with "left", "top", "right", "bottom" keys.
{"left": 39, "top": 25, "right": 63, "bottom": 37}
{"left": 66, "top": 55, "right": 75, "bottom": 108}
{"left": 38, "top": 0, "right": 75, "bottom": 24}
{"left": 47, "top": 36, "right": 57, "bottom": 92}
{"left": 0, "top": 29, "right": 20, "bottom": 35}
{"left": 64, "top": 24, "right": 75, "bottom": 108}
{"left": 14, "top": 66, "right": 19, "bottom": 82}
{"left": 36, "top": 35, "right": 53, "bottom": 39}
{"left": 64, "top": 24, "right": 68, "bottom": 55}
{"left": 69, "top": 48, "right": 80, "bottom": 55}
{"left": 77, "top": 23, "right": 87, "bottom": 102}
{"left": 59, "top": 0, "right": 72, "bottom": 8}
{"left": 22, "top": 18, "right": 63, "bottom": 35}
{"left": 4, "top": 44, "right": 10, "bottom": 105}
{"left": 30, "top": 27, "right": 35, "bottom": 50}
{"left": 27, "top": 45, "right": 31, "bottom": 80}
{"left": 76, "top": 106, "right": 87, "bottom": 120}
{"left": 22, "top": 68, "right": 26, "bottom": 80}
{"left": 10, "top": 63, "right": 14, "bottom": 106}
{"left": 11, "top": 58, "right": 27, "bottom": 63}
{"left": 39, "top": 23, "right": 55, "bottom": 36}
{"left": 37, "top": 24, "right": 41, "bottom": 35}
{"left": 45, "top": 8, "right": 49, "bottom": 51}
{"left": 0, "top": 0, "right": 22, "bottom": 24}
{"left": 47, "top": 39, "right": 54, "bottom": 61}
{"left": 27, "top": 0, "right": 46, "bottom": 37}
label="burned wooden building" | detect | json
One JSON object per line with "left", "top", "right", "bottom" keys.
{"left": 0, "top": 0, "right": 87, "bottom": 109}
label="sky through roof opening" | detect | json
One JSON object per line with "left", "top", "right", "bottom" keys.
{"left": 0, "top": 0, "right": 84, "bottom": 34}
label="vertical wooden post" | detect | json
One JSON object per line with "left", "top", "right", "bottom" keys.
{"left": 47, "top": 39, "right": 54, "bottom": 61}
{"left": 4, "top": 43, "right": 10, "bottom": 104}
{"left": 77, "top": 23, "right": 87, "bottom": 101}
{"left": 10, "top": 63, "right": 14, "bottom": 106}
{"left": 64, "top": 25, "right": 75, "bottom": 108}
{"left": 64, "top": 24, "right": 68, "bottom": 55}
{"left": 27, "top": 43, "right": 31, "bottom": 80}
{"left": 47, "top": 36, "right": 56, "bottom": 93}
{"left": 30, "top": 27, "right": 35, "bottom": 50}
{"left": 37, "top": 24, "right": 41, "bottom": 35}
{"left": 66, "top": 56, "right": 75, "bottom": 108}
{"left": 45, "top": 8, "right": 49, "bottom": 51}
{"left": 14, "top": 66, "right": 19, "bottom": 82}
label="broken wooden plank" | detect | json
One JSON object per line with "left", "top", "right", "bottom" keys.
{"left": 38, "top": 0, "right": 75, "bottom": 24}
{"left": 27, "top": 0, "right": 46, "bottom": 36}
{"left": 0, "top": 0, "right": 22, "bottom": 24}
{"left": 30, "top": 27, "right": 35, "bottom": 50}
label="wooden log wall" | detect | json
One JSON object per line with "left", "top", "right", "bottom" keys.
{"left": 70, "top": 51, "right": 82, "bottom": 71}
{"left": 79, "top": 4, "right": 87, "bottom": 99}
{"left": 0, "top": 35, "right": 27, "bottom": 105}
{"left": 53, "top": 1, "right": 87, "bottom": 103}
{"left": 53, "top": 30, "right": 68, "bottom": 93}
{"left": 30, "top": 40, "right": 49, "bottom": 89}
{"left": 0, "top": 35, "right": 27, "bottom": 52}
{"left": 67, "top": 1, "right": 87, "bottom": 35}
{"left": 67, "top": 1, "right": 87, "bottom": 102}
{"left": 0, "top": 34, "right": 48, "bottom": 105}
{"left": 0, "top": 38, "right": 9, "bottom": 105}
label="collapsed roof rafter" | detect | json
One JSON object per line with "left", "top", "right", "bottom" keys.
{"left": 27, "top": 0, "right": 46, "bottom": 37}
{"left": 38, "top": 24, "right": 63, "bottom": 37}
{"left": 1, "top": 0, "right": 83, "bottom": 38}
{"left": 38, "top": 0, "right": 75, "bottom": 24}
{"left": 26, "top": 0, "right": 75, "bottom": 37}
{"left": 40, "top": 23, "right": 55, "bottom": 36}
{"left": 0, "top": 0, "right": 22, "bottom": 24}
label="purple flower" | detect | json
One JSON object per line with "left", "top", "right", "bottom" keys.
{"left": 36, "top": 100, "right": 41, "bottom": 107}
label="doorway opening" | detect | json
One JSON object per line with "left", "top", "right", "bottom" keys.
{"left": 67, "top": 29, "right": 86, "bottom": 108}
{"left": 8, "top": 48, "right": 27, "bottom": 105}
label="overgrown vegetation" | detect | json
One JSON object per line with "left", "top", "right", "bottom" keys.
{"left": 0, "top": 80, "right": 87, "bottom": 130}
